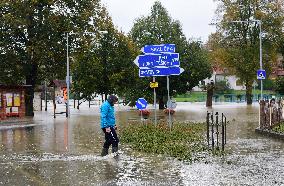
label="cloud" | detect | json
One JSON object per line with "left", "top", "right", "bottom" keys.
{"left": 101, "top": 0, "right": 218, "bottom": 42}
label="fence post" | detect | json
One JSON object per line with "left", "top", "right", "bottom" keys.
{"left": 206, "top": 112, "right": 210, "bottom": 147}
{"left": 259, "top": 100, "right": 265, "bottom": 129}
{"left": 211, "top": 113, "right": 214, "bottom": 149}
{"left": 215, "top": 112, "right": 219, "bottom": 149}
{"left": 221, "top": 113, "right": 225, "bottom": 151}
{"left": 225, "top": 115, "right": 227, "bottom": 144}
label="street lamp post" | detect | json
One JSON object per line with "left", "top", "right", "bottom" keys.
{"left": 209, "top": 19, "right": 263, "bottom": 100}
{"left": 66, "top": 31, "right": 107, "bottom": 118}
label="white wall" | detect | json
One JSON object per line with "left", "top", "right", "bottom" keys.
{"left": 33, "top": 92, "right": 42, "bottom": 111}
{"left": 192, "top": 73, "right": 245, "bottom": 91}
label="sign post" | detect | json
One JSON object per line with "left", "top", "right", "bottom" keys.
{"left": 167, "top": 76, "right": 171, "bottom": 129}
{"left": 153, "top": 77, "right": 157, "bottom": 126}
{"left": 136, "top": 98, "right": 148, "bottom": 123}
{"left": 134, "top": 44, "right": 185, "bottom": 128}
{"left": 257, "top": 69, "right": 266, "bottom": 100}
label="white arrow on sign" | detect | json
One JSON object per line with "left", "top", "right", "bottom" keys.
{"left": 137, "top": 99, "right": 146, "bottom": 108}
{"left": 133, "top": 56, "right": 139, "bottom": 67}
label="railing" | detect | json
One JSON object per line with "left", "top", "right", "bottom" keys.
{"left": 177, "top": 93, "right": 280, "bottom": 103}
{"left": 206, "top": 112, "right": 227, "bottom": 151}
{"left": 259, "top": 99, "right": 283, "bottom": 130}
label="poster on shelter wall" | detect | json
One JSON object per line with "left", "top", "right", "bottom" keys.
{"left": 14, "top": 93, "right": 20, "bottom": 106}
{"left": 6, "top": 93, "right": 13, "bottom": 107}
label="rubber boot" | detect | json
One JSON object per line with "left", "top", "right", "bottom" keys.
{"left": 101, "top": 148, "right": 109, "bottom": 156}
{"left": 112, "top": 146, "right": 118, "bottom": 153}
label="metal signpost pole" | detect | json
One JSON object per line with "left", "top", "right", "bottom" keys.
{"left": 167, "top": 76, "right": 171, "bottom": 129}
{"left": 258, "top": 20, "right": 263, "bottom": 100}
{"left": 153, "top": 77, "right": 157, "bottom": 126}
{"left": 258, "top": 20, "right": 263, "bottom": 128}
{"left": 66, "top": 33, "right": 70, "bottom": 118}
{"left": 44, "top": 80, "right": 47, "bottom": 111}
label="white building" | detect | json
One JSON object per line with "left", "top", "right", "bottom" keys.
{"left": 193, "top": 68, "right": 246, "bottom": 91}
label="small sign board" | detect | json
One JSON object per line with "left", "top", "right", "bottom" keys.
{"left": 257, "top": 70, "right": 266, "bottom": 80}
{"left": 141, "top": 44, "right": 175, "bottom": 54}
{"left": 66, "top": 76, "right": 72, "bottom": 84}
{"left": 136, "top": 98, "right": 147, "bottom": 110}
{"left": 139, "top": 67, "right": 184, "bottom": 77}
{"left": 150, "top": 82, "right": 158, "bottom": 88}
{"left": 134, "top": 53, "right": 180, "bottom": 68}
{"left": 167, "top": 100, "right": 177, "bottom": 109}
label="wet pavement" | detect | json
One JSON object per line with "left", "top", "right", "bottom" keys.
{"left": 0, "top": 102, "right": 283, "bottom": 185}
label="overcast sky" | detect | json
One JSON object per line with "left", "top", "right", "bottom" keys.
{"left": 101, "top": 0, "right": 219, "bottom": 42}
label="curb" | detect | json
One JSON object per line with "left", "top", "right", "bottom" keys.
{"left": 0, "top": 124, "right": 38, "bottom": 131}
{"left": 255, "top": 128, "right": 284, "bottom": 140}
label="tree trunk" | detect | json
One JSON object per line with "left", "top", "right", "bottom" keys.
{"left": 158, "top": 97, "right": 165, "bottom": 109}
{"left": 246, "top": 80, "right": 253, "bottom": 105}
{"left": 206, "top": 82, "right": 214, "bottom": 107}
{"left": 25, "top": 64, "right": 38, "bottom": 116}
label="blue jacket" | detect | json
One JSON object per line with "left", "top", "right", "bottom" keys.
{"left": 100, "top": 101, "right": 116, "bottom": 129}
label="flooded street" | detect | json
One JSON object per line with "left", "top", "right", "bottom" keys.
{"left": 0, "top": 102, "right": 283, "bottom": 185}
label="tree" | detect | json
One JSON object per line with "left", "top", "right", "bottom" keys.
{"left": 275, "top": 76, "right": 284, "bottom": 95}
{"left": 71, "top": 7, "right": 139, "bottom": 102}
{"left": 214, "top": 80, "right": 232, "bottom": 94}
{"left": 209, "top": 0, "right": 284, "bottom": 104}
{"left": 0, "top": 0, "right": 106, "bottom": 115}
{"left": 275, "top": 77, "right": 284, "bottom": 95}
{"left": 129, "top": 1, "right": 212, "bottom": 108}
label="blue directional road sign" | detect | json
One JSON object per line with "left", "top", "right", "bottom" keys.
{"left": 141, "top": 44, "right": 175, "bottom": 54}
{"left": 136, "top": 98, "right": 147, "bottom": 110}
{"left": 139, "top": 67, "right": 184, "bottom": 77}
{"left": 257, "top": 70, "right": 266, "bottom": 80}
{"left": 134, "top": 53, "right": 180, "bottom": 68}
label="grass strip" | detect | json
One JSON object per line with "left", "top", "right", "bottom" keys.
{"left": 120, "top": 122, "right": 207, "bottom": 161}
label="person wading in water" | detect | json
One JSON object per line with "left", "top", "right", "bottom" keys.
{"left": 100, "top": 95, "right": 119, "bottom": 156}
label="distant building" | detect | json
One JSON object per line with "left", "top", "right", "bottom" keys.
{"left": 193, "top": 66, "right": 245, "bottom": 91}
{"left": 194, "top": 54, "right": 284, "bottom": 91}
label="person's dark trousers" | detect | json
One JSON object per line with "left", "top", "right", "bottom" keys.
{"left": 102, "top": 127, "right": 119, "bottom": 154}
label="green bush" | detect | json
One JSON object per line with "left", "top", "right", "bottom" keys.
{"left": 120, "top": 122, "right": 207, "bottom": 161}
{"left": 214, "top": 80, "right": 233, "bottom": 94}
{"left": 272, "top": 123, "right": 284, "bottom": 133}
{"left": 275, "top": 77, "right": 284, "bottom": 94}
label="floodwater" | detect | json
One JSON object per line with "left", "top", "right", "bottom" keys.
{"left": 0, "top": 102, "right": 283, "bottom": 185}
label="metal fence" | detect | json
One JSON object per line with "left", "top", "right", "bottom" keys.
{"left": 206, "top": 112, "right": 227, "bottom": 151}
{"left": 259, "top": 99, "right": 283, "bottom": 130}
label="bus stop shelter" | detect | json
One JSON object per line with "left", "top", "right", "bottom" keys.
{"left": 0, "top": 84, "right": 30, "bottom": 120}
